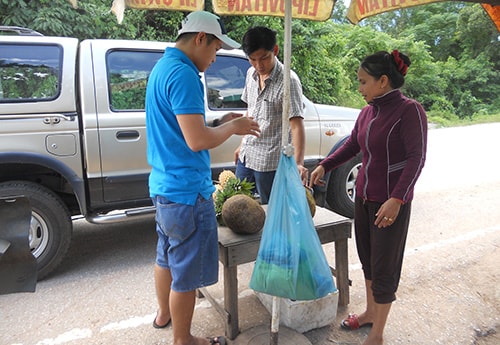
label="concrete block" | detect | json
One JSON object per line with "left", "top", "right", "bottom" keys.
{"left": 256, "top": 290, "right": 339, "bottom": 333}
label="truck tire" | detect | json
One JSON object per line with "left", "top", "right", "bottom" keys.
{"left": 0, "top": 181, "right": 72, "bottom": 280}
{"left": 326, "top": 154, "right": 362, "bottom": 218}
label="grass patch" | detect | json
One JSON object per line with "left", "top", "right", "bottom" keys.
{"left": 428, "top": 112, "right": 500, "bottom": 128}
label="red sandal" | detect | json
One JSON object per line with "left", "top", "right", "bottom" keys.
{"left": 340, "top": 313, "right": 373, "bottom": 330}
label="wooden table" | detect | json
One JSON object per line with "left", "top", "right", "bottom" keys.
{"left": 198, "top": 206, "right": 352, "bottom": 340}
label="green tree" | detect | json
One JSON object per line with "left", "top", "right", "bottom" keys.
{"left": 455, "top": 4, "right": 500, "bottom": 72}
{"left": 0, "top": 0, "right": 104, "bottom": 39}
{"left": 1, "top": 0, "right": 498, "bottom": 118}
{"left": 360, "top": 2, "right": 500, "bottom": 117}
{"left": 361, "top": 3, "right": 465, "bottom": 61}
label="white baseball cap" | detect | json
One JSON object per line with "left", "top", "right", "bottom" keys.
{"left": 177, "top": 11, "right": 240, "bottom": 50}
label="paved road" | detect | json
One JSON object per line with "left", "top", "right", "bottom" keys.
{"left": 1, "top": 123, "right": 499, "bottom": 345}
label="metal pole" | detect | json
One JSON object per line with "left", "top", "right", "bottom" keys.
{"left": 270, "top": 296, "right": 280, "bottom": 344}
{"left": 271, "top": 1, "right": 292, "bottom": 344}
{"left": 281, "top": 0, "right": 292, "bottom": 148}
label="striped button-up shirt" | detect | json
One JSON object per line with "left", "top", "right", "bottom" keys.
{"left": 240, "top": 58, "right": 303, "bottom": 172}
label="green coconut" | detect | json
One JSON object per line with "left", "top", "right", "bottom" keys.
{"left": 222, "top": 194, "right": 265, "bottom": 234}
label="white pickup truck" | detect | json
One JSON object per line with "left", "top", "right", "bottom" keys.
{"left": 0, "top": 27, "right": 360, "bottom": 279}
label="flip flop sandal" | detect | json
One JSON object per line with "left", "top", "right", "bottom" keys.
{"left": 207, "top": 336, "right": 227, "bottom": 344}
{"left": 152, "top": 311, "right": 171, "bottom": 329}
{"left": 340, "top": 313, "right": 373, "bottom": 331}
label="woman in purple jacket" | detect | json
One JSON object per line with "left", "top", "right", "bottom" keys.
{"left": 309, "top": 50, "right": 427, "bottom": 345}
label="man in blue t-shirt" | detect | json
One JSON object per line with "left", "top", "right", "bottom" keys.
{"left": 145, "top": 11, "right": 260, "bottom": 345}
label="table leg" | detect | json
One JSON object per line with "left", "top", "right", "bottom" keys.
{"left": 224, "top": 265, "right": 239, "bottom": 339}
{"left": 335, "top": 238, "right": 350, "bottom": 306}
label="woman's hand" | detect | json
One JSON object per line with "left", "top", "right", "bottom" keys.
{"left": 308, "top": 165, "right": 326, "bottom": 188}
{"left": 375, "top": 197, "right": 402, "bottom": 228}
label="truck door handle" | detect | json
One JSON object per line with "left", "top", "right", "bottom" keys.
{"left": 116, "top": 130, "right": 140, "bottom": 140}
{"left": 42, "top": 113, "right": 76, "bottom": 124}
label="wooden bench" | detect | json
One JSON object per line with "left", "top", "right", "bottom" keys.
{"left": 198, "top": 206, "right": 352, "bottom": 340}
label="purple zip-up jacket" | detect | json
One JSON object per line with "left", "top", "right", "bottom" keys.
{"left": 321, "top": 89, "right": 427, "bottom": 204}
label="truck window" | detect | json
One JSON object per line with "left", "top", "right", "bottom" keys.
{"left": 0, "top": 43, "right": 60, "bottom": 102}
{"left": 107, "top": 50, "right": 162, "bottom": 111}
{"left": 205, "top": 55, "right": 249, "bottom": 110}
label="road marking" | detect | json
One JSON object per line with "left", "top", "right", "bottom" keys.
{"left": 14, "top": 226, "right": 499, "bottom": 345}
{"left": 408, "top": 225, "right": 500, "bottom": 254}
{"left": 349, "top": 225, "right": 500, "bottom": 271}
{"left": 100, "top": 313, "right": 155, "bottom": 332}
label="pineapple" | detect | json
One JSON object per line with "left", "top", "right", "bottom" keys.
{"left": 213, "top": 183, "right": 223, "bottom": 201}
{"left": 218, "top": 170, "right": 236, "bottom": 188}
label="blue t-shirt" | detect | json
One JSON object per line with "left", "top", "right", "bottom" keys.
{"left": 145, "top": 47, "right": 215, "bottom": 205}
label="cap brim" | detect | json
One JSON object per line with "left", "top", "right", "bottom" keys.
{"left": 176, "top": 31, "right": 240, "bottom": 50}
{"left": 217, "top": 35, "right": 240, "bottom": 50}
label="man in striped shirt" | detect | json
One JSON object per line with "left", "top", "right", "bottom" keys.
{"left": 235, "top": 26, "right": 307, "bottom": 204}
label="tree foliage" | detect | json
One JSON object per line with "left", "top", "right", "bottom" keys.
{"left": 1, "top": 0, "right": 498, "bottom": 119}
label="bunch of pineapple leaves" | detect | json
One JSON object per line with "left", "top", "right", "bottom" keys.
{"left": 215, "top": 177, "right": 254, "bottom": 220}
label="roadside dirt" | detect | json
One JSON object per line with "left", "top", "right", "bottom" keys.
{"left": 211, "top": 182, "right": 500, "bottom": 345}
{"left": 2, "top": 125, "right": 499, "bottom": 345}
{"left": 301, "top": 183, "right": 500, "bottom": 345}
{"left": 312, "top": 232, "right": 500, "bottom": 345}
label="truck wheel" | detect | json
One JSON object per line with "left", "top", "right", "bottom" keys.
{"left": 326, "top": 155, "right": 362, "bottom": 218}
{"left": 0, "top": 181, "right": 72, "bottom": 280}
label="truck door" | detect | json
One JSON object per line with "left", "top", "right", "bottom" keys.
{"left": 79, "top": 40, "right": 168, "bottom": 206}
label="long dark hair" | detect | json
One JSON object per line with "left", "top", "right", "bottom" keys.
{"left": 360, "top": 50, "right": 411, "bottom": 89}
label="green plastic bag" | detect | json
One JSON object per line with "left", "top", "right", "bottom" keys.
{"left": 249, "top": 152, "right": 337, "bottom": 300}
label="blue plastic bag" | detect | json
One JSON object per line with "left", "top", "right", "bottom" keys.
{"left": 249, "top": 152, "right": 337, "bottom": 300}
